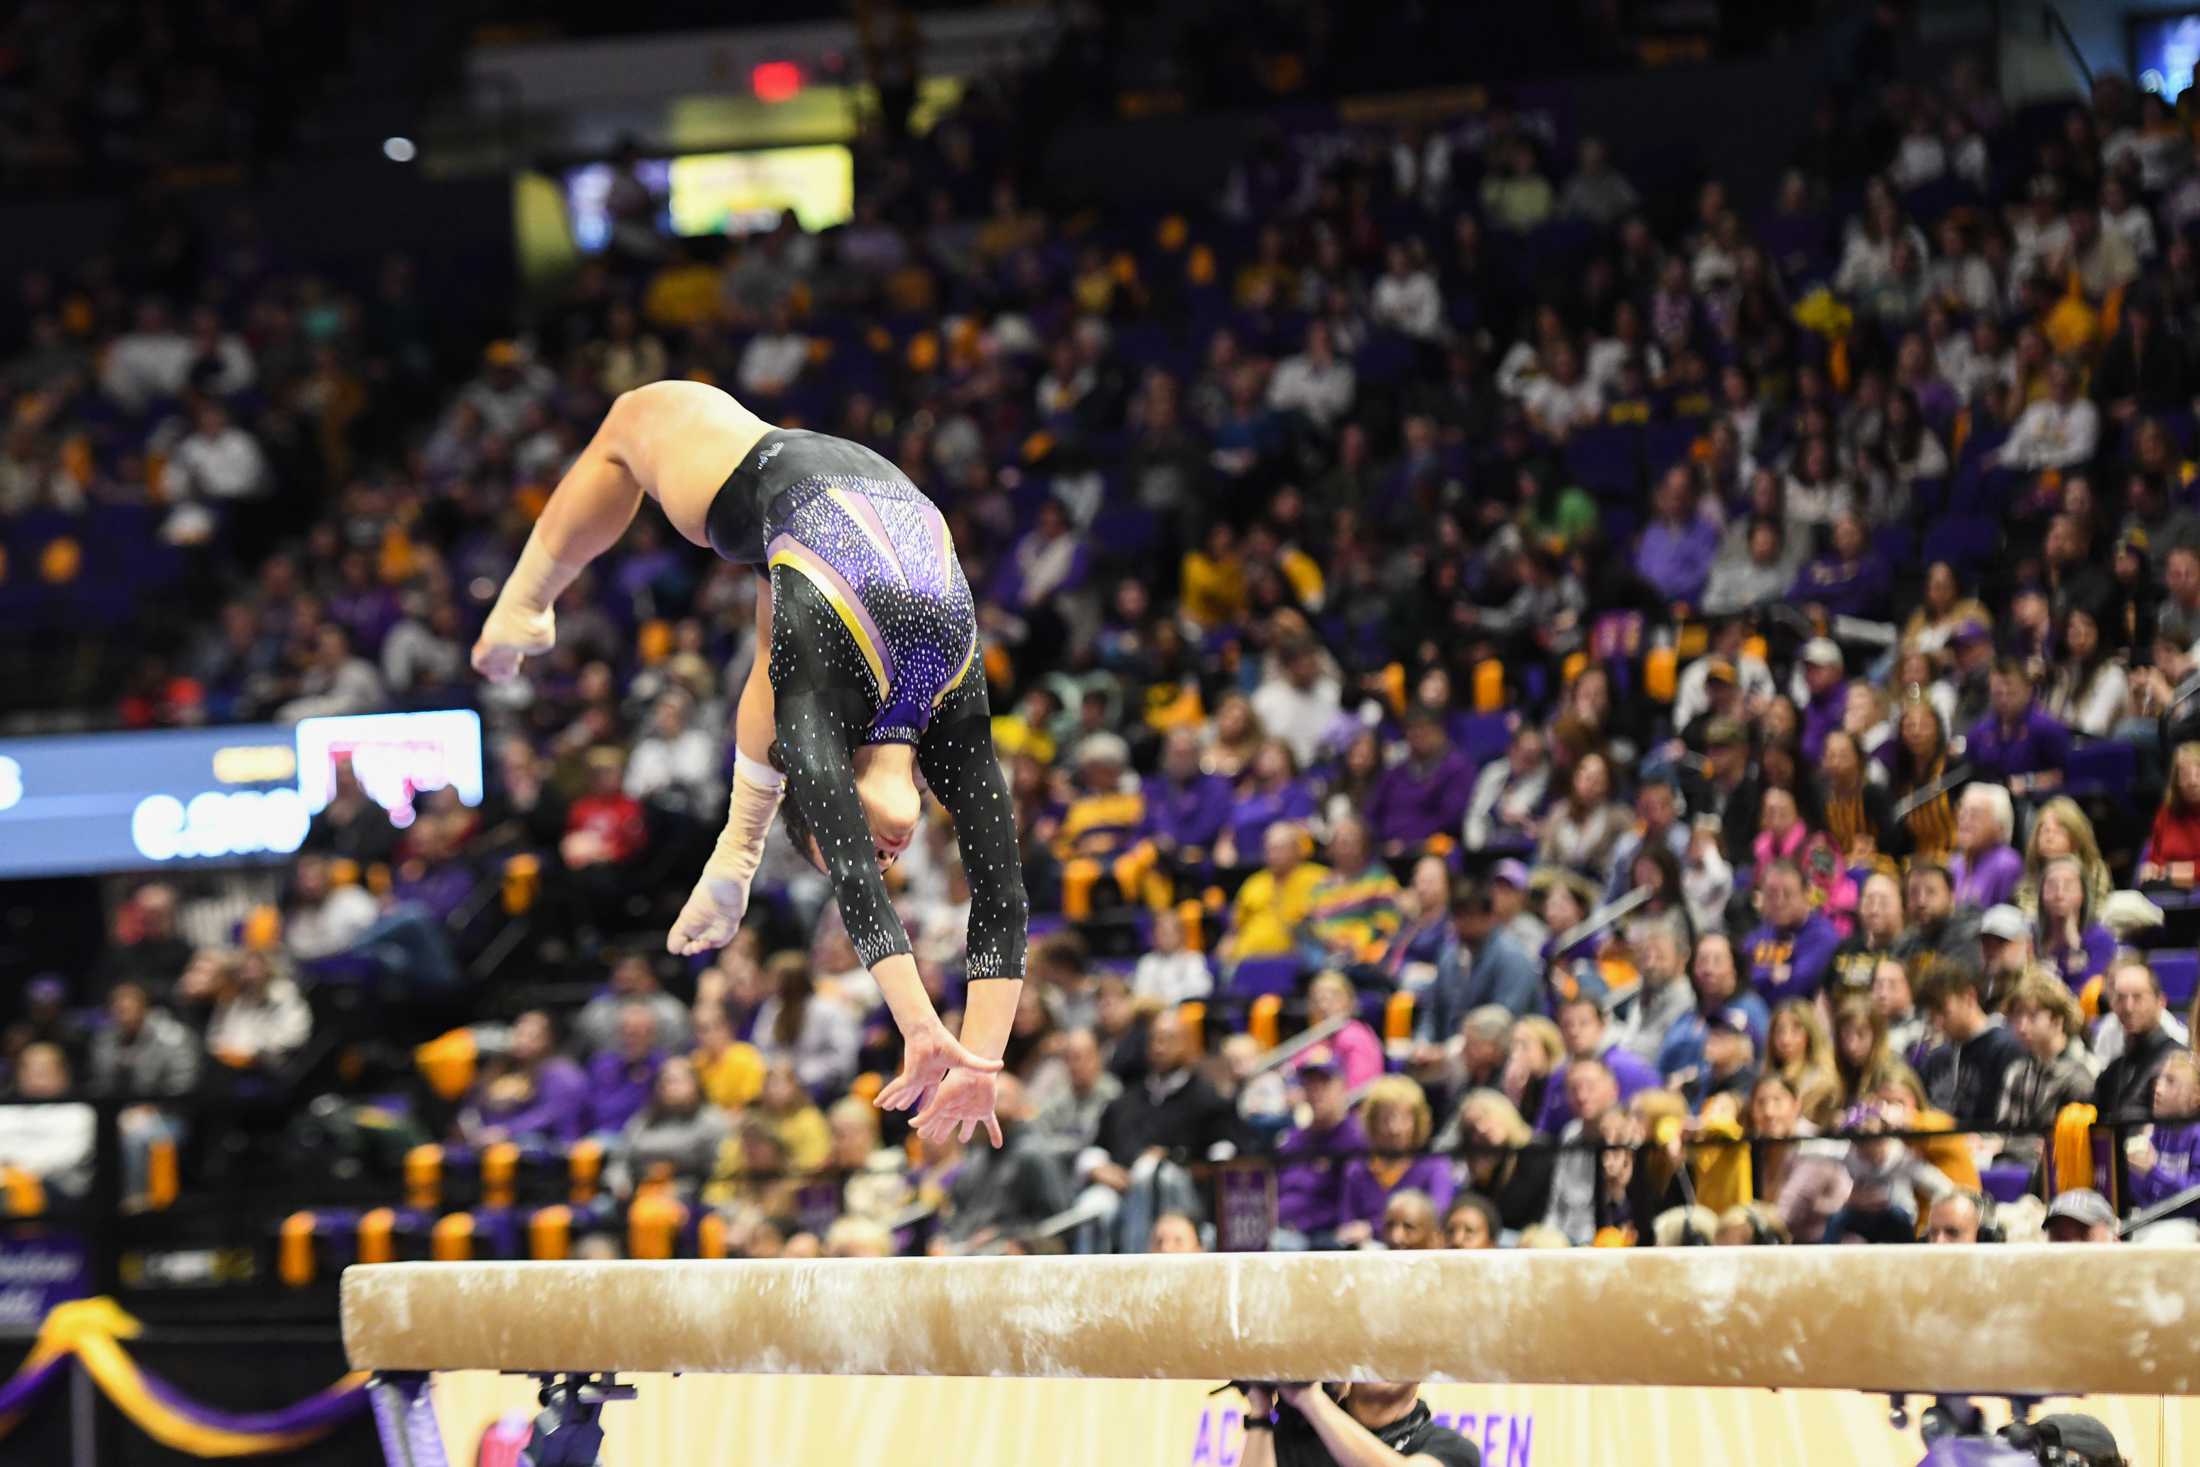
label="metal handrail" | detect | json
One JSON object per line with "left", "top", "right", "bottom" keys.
{"left": 1246, "top": 1015, "right": 1350, "bottom": 1077}
{"left": 2120, "top": 1176, "right": 2200, "bottom": 1235}
{"left": 1018, "top": 1191, "right": 1115, "bottom": 1244}
{"left": 2042, "top": 4, "right": 2093, "bottom": 91}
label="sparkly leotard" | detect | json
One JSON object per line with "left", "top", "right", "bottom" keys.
{"left": 706, "top": 430, "right": 1027, "bottom": 977}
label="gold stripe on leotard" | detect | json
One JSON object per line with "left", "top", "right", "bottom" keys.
{"left": 935, "top": 628, "right": 979, "bottom": 709}
{"left": 769, "top": 546, "right": 890, "bottom": 699}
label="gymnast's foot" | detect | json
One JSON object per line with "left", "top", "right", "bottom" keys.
{"left": 666, "top": 874, "right": 751, "bottom": 956}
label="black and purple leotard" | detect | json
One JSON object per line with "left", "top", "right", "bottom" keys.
{"left": 707, "top": 429, "right": 1026, "bottom": 978}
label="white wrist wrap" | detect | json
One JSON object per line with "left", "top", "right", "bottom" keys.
{"left": 496, "top": 531, "right": 586, "bottom": 618}
{"left": 733, "top": 749, "right": 784, "bottom": 792}
{"left": 704, "top": 760, "right": 785, "bottom": 884}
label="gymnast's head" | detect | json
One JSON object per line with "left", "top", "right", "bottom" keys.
{"left": 775, "top": 741, "right": 921, "bottom": 875}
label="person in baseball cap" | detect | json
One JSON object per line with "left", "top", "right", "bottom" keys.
{"left": 1483, "top": 861, "right": 1545, "bottom": 958}
{"left": 1950, "top": 620, "right": 1993, "bottom": 651}
{"left": 1272, "top": 1044, "right": 1365, "bottom": 1247}
{"left": 1296, "top": 1044, "right": 1342, "bottom": 1079}
{"left": 1683, "top": 658, "right": 1744, "bottom": 745}
{"left": 2043, "top": 1188, "right": 2119, "bottom": 1243}
{"left": 1684, "top": 1004, "right": 1760, "bottom": 1113}
{"left": 1798, "top": 638, "right": 1848, "bottom": 763}
{"left": 1075, "top": 731, "right": 1131, "bottom": 774}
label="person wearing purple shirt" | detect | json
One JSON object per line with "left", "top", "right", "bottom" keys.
{"left": 2127, "top": 1054, "right": 2200, "bottom": 1217}
{"left": 1963, "top": 661, "right": 2071, "bottom": 794}
{"left": 1139, "top": 728, "right": 1234, "bottom": 868}
{"left": 1790, "top": 514, "right": 1892, "bottom": 619}
{"left": 1365, "top": 707, "right": 1475, "bottom": 858}
{"left": 992, "top": 499, "right": 1093, "bottom": 621}
{"left": 325, "top": 552, "right": 402, "bottom": 657}
{"left": 2034, "top": 855, "right": 2117, "bottom": 992}
{"left": 610, "top": 532, "right": 689, "bottom": 620}
{"left": 1742, "top": 860, "right": 1843, "bottom": 1003}
{"left": 2039, "top": 921, "right": 2117, "bottom": 993}
{"left": 1271, "top": 1052, "right": 1369, "bottom": 1246}
{"left": 458, "top": 1010, "right": 589, "bottom": 1147}
{"left": 1634, "top": 467, "right": 1720, "bottom": 606}
{"left": 1219, "top": 739, "right": 1318, "bottom": 864}
{"left": 1535, "top": 993, "right": 1663, "bottom": 1133}
{"left": 1335, "top": 1076, "right": 1456, "bottom": 1243}
{"left": 585, "top": 1001, "right": 667, "bottom": 1135}
{"left": 1795, "top": 637, "right": 1849, "bottom": 765}
{"left": 1950, "top": 783, "right": 2026, "bottom": 911}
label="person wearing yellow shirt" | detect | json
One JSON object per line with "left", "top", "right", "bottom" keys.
{"left": 1180, "top": 522, "right": 1247, "bottom": 632}
{"left": 1054, "top": 732, "right": 1149, "bottom": 919}
{"left": 756, "top": 1059, "right": 831, "bottom": 1174}
{"left": 1053, "top": 733, "right": 1146, "bottom": 864}
{"left": 989, "top": 685, "right": 1062, "bottom": 767}
{"left": 1222, "top": 822, "right": 1329, "bottom": 968}
{"left": 1233, "top": 225, "right": 1297, "bottom": 309}
{"left": 691, "top": 1001, "right": 765, "bottom": 1111}
{"left": 640, "top": 248, "right": 724, "bottom": 331}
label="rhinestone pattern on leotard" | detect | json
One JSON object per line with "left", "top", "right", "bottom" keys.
{"left": 744, "top": 446, "right": 1015, "bottom": 975}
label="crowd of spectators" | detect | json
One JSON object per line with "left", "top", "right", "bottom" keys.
{"left": 0, "top": 0, "right": 356, "bottom": 194}
{"left": 16, "top": 16, "right": 2200, "bottom": 1257}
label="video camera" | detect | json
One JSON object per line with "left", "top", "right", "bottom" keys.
{"left": 1910, "top": 1397, "right": 2124, "bottom": 1467}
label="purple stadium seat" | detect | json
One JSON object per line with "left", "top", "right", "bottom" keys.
{"left": 2063, "top": 741, "right": 2136, "bottom": 801}
{"left": 1228, "top": 956, "right": 1304, "bottom": 999}
{"left": 1921, "top": 514, "right": 2001, "bottom": 571}
{"left": 2152, "top": 951, "right": 2199, "bottom": 1012}
{"left": 1641, "top": 419, "right": 1706, "bottom": 477}
{"left": 1458, "top": 712, "right": 1516, "bottom": 767}
{"left": 1564, "top": 425, "right": 1640, "bottom": 498}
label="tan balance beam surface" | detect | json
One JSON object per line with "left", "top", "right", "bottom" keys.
{"left": 340, "top": 1248, "right": 2200, "bottom": 1396}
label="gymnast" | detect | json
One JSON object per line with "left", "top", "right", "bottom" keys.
{"left": 471, "top": 380, "right": 1025, "bottom": 1145}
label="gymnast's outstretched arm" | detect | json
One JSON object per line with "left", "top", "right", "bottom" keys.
{"left": 775, "top": 685, "right": 1000, "bottom": 1115}
{"left": 908, "top": 683, "right": 1029, "bottom": 1144}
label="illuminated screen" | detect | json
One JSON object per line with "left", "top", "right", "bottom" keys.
{"left": 0, "top": 710, "right": 482, "bottom": 878}
{"left": 293, "top": 709, "right": 485, "bottom": 823}
{"left": 2134, "top": 11, "right": 2200, "bottom": 100}
{"left": 563, "top": 145, "right": 853, "bottom": 251}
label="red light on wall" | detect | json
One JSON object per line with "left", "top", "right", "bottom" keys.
{"left": 752, "top": 61, "right": 802, "bottom": 103}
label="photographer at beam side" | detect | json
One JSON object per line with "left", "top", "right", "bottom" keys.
{"left": 1239, "top": 1381, "right": 1480, "bottom": 1467}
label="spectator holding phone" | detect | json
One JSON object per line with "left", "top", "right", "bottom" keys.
{"left": 2125, "top": 1051, "right": 2200, "bottom": 1217}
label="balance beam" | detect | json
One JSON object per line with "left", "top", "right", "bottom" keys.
{"left": 341, "top": 1247, "right": 2200, "bottom": 1396}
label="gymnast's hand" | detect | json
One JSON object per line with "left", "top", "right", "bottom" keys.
{"left": 471, "top": 600, "right": 556, "bottom": 683}
{"left": 875, "top": 1021, "right": 1001, "bottom": 1118}
{"left": 914, "top": 1068, "right": 1003, "bottom": 1147}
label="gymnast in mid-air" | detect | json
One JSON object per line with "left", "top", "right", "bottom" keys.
{"left": 472, "top": 380, "right": 1025, "bottom": 1145}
